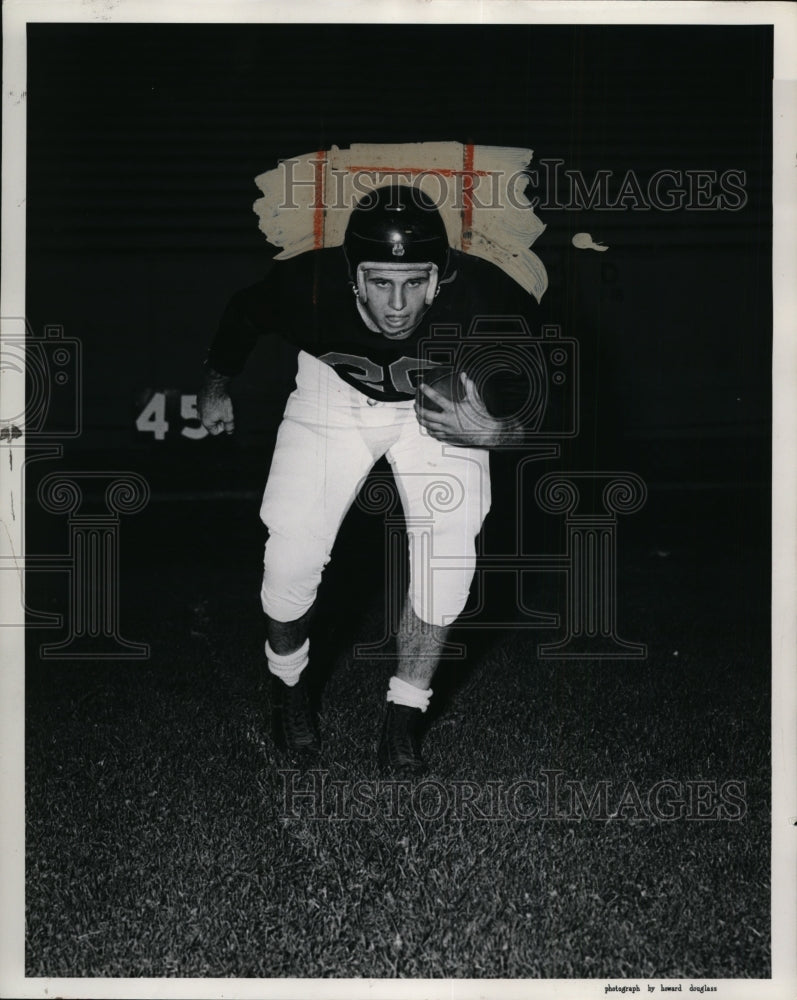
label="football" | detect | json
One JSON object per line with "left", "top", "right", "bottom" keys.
{"left": 416, "top": 369, "right": 467, "bottom": 413}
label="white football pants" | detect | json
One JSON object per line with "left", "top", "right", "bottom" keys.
{"left": 260, "top": 351, "right": 491, "bottom": 628}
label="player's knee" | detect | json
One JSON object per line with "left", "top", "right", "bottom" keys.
{"left": 260, "top": 532, "right": 329, "bottom": 622}
{"left": 408, "top": 540, "right": 478, "bottom": 628}
{"left": 409, "top": 591, "right": 468, "bottom": 628}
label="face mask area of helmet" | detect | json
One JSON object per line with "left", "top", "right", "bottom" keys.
{"left": 355, "top": 262, "right": 440, "bottom": 308}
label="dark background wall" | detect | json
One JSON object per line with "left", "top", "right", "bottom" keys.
{"left": 25, "top": 23, "right": 772, "bottom": 496}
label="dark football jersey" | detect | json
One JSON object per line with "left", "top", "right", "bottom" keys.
{"left": 206, "top": 248, "right": 540, "bottom": 403}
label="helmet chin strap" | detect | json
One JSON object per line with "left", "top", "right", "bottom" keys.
{"left": 424, "top": 265, "right": 440, "bottom": 305}
{"left": 355, "top": 266, "right": 368, "bottom": 302}
{"left": 355, "top": 263, "right": 440, "bottom": 305}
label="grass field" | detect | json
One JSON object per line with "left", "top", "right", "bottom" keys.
{"left": 24, "top": 484, "right": 770, "bottom": 979}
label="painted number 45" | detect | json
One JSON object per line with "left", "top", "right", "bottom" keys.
{"left": 135, "top": 392, "right": 208, "bottom": 440}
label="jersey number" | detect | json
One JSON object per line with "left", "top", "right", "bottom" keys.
{"left": 318, "top": 352, "right": 439, "bottom": 396}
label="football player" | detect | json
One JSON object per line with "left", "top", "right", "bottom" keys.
{"left": 198, "top": 182, "right": 536, "bottom": 775}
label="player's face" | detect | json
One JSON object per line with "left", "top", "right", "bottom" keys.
{"left": 360, "top": 266, "right": 432, "bottom": 339}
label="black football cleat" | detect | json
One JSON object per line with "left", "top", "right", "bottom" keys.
{"left": 270, "top": 672, "right": 320, "bottom": 758}
{"left": 377, "top": 702, "right": 427, "bottom": 777}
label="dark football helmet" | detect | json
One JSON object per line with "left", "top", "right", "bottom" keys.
{"left": 343, "top": 182, "right": 450, "bottom": 277}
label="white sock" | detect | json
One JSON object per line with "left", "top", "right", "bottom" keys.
{"left": 266, "top": 639, "right": 309, "bottom": 687}
{"left": 387, "top": 675, "right": 432, "bottom": 713}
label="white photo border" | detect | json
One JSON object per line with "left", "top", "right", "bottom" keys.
{"left": 2, "top": 2, "right": 795, "bottom": 998}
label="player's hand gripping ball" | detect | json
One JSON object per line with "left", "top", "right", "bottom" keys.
{"left": 415, "top": 369, "right": 504, "bottom": 447}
